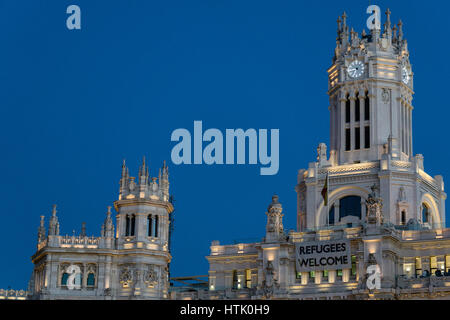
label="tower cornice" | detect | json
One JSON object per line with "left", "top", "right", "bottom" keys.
{"left": 114, "top": 198, "right": 174, "bottom": 214}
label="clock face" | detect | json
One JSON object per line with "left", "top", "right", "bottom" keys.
{"left": 402, "top": 67, "right": 410, "bottom": 84}
{"left": 348, "top": 60, "right": 365, "bottom": 78}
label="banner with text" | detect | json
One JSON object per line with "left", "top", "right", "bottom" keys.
{"left": 295, "top": 239, "right": 351, "bottom": 272}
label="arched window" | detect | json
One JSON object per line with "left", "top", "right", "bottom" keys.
{"left": 61, "top": 272, "right": 69, "bottom": 286}
{"left": 148, "top": 215, "right": 153, "bottom": 237}
{"left": 328, "top": 205, "right": 335, "bottom": 225}
{"left": 422, "top": 204, "right": 430, "bottom": 223}
{"left": 345, "top": 94, "right": 350, "bottom": 123}
{"left": 364, "top": 91, "right": 370, "bottom": 121}
{"left": 130, "top": 214, "right": 135, "bottom": 236}
{"left": 355, "top": 92, "right": 360, "bottom": 122}
{"left": 339, "top": 196, "right": 362, "bottom": 221}
{"left": 154, "top": 215, "right": 159, "bottom": 237}
{"left": 401, "top": 210, "right": 406, "bottom": 225}
{"left": 125, "top": 215, "right": 130, "bottom": 236}
{"left": 87, "top": 273, "right": 95, "bottom": 287}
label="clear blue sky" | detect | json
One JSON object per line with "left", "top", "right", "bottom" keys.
{"left": 0, "top": 0, "right": 448, "bottom": 289}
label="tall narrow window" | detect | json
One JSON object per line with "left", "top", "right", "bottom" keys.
{"left": 125, "top": 215, "right": 130, "bottom": 236}
{"left": 328, "top": 205, "right": 335, "bottom": 225}
{"left": 61, "top": 273, "right": 69, "bottom": 287}
{"left": 351, "top": 255, "right": 357, "bottom": 276}
{"left": 130, "top": 215, "right": 135, "bottom": 236}
{"left": 355, "top": 92, "right": 360, "bottom": 122}
{"left": 364, "top": 93, "right": 370, "bottom": 121}
{"left": 401, "top": 211, "right": 406, "bottom": 225}
{"left": 415, "top": 257, "right": 422, "bottom": 278}
{"left": 345, "top": 95, "right": 350, "bottom": 123}
{"left": 345, "top": 129, "right": 351, "bottom": 151}
{"left": 430, "top": 257, "right": 437, "bottom": 275}
{"left": 154, "top": 215, "right": 159, "bottom": 237}
{"left": 355, "top": 127, "right": 360, "bottom": 150}
{"left": 422, "top": 204, "right": 430, "bottom": 223}
{"left": 245, "top": 269, "right": 252, "bottom": 288}
{"left": 87, "top": 273, "right": 95, "bottom": 287}
{"left": 364, "top": 126, "right": 370, "bottom": 149}
{"left": 147, "top": 215, "right": 153, "bottom": 236}
{"left": 232, "top": 270, "right": 238, "bottom": 289}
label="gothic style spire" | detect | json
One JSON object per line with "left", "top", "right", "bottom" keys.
{"left": 48, "top": 204, "right": 60, "bottom": 236}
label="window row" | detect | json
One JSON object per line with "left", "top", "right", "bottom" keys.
{"left": 232, "top": 269, "right": 253, "bottom": 289}
{"left": 295, "top": 256, "right": 357, "bottom": 284}
{"left": 345, "top": 92, "right": 370, "bottom": 123}
{"left": 403, "top": 256, "right": 450, "bottom": 278}
{"left": 124, "top": 214, "right": 159, "bottom": 237}
{"left": 345, "top": 126, "right": 370, "bottom": 151}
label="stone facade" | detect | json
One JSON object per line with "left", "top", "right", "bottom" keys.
{"left": 200, "top": 8, "right": 450, "bottom": 300}
{"left": 28, "top": 159, "right": 173, "bottom": 300}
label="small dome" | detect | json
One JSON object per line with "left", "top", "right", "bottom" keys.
{"left": 268, "top": 194, "right": 282, "bottom": 211}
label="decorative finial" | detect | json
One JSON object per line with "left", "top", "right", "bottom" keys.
{"left": 384, "top": 8, "right": 392, "bottom": 32}
{"left": 107, "top": 206, "right": 112, "bottom": 215}
{"left": 398, "top": 20, "right": 404, "bottom": 41}
{"left": 52, "top": 204, "right": 57, "bottom": 216}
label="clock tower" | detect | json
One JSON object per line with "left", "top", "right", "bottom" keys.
{"left": 328, "top": 8, "right": 413, "bottom": 166}
{"left": 296, "top": 7, "right": 446, "bottom": 233}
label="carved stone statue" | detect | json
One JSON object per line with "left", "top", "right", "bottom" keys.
{"left": 366, "top": 184, "right": 383, "bottom": 225}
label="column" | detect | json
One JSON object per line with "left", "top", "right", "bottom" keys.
{"left": 361, "top": 199, "right": 366, "bottom": 222}
{"left": 409, "top": 107, "right": 413, "bottom": 156}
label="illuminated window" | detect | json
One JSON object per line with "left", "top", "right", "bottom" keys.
{"left": 323, "top": 270, "right": 329, "bottom": 281}
{"left": 245, "top": 269, "right": 252, "bottom": 288}
{"left": 404, "top": 263, "right": 414, "bottom": 278}
{"left": 309, "top": 271, "right": 315, "bottom": 279}
{"left": 296, "top": 272, "right": 301, "bottom": 279}
{"left": 430, "top": 256, "right": 437, "bottom": 275}
{"left": 337, "top": 269, "right": 343, "bottom": 281}
{"left": 415, "top": 257, "right": 422, "bottom": 278}
{"left": 351, "top": 255, "right": 357, "bottom": 276}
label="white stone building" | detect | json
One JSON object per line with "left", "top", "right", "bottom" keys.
{"left": 198, "top": 8, "right": 450, "bottom": 300}
{"left": 28, "top": 159, "right": 174, "bottom": 300}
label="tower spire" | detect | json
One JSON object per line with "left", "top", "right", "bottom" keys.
{"left": 398, "top": 20, "right": 404, "bottom": 41}
{"left": 384, "top": 8, "right": 392, "bottom": 39}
